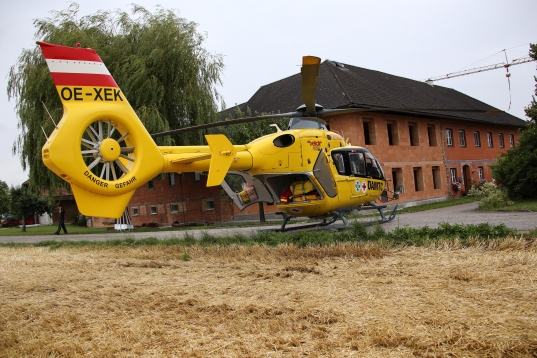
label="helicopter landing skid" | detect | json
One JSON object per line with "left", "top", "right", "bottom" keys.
{"left": 275, "top": 203, "right": 398, "bottom": 232}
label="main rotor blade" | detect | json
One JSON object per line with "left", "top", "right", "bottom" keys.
{"left": 317, "top": 107, "right": 502, "bottom": 118}
{"left": 301, "top": 56, "right": 321, "bottom": 115}
{"left": 151, "top": 111, "right": 301, "bottom": 138}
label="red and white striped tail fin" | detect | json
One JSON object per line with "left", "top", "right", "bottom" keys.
{"left": 38, "top": 41, "right": 118, "bottom": 88}
{"left": 37, "top": 42, "right": 164, "bottom": 219}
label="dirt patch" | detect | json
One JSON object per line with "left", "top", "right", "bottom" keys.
{"left": 1, "top": 240, "right": 536, "bottom": 357}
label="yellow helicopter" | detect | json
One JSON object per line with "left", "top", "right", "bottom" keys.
{"left": 37, "top": 42, "right": 495, "bottom": 231}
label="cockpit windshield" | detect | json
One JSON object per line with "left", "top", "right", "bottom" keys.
{"left": 331, "top": 149, "right": 384, "bottom": 180}
{"left": 288, "top": 118, "right": 327, "bottom": 130}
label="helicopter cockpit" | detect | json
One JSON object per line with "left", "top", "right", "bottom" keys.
{"left": 287, "top": 118, "right": 328, "bottom": 130}
{"left": 331, "top": 148, "right": 385, "bottom": 180}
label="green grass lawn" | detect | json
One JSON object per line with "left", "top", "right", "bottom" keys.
{"left": 487, "top": 199, "right": 537, "bottom": 212}
{"left": 2, "top": 196, "right": 534, "bottom": 238}
{"left": 398, "top": 196, "right": 481, "bottom": 214}
{"left": 0, "top": 224, "right": 109, "bottom": 236}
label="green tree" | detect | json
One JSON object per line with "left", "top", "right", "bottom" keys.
{"left": 0, "top": 180, "right": 9, "bottom": 216}
{"left": 7, "top": 3, "right": 224, "bottom": 191}
{"left": 524, "top": 44, "right": 537, "bottom": 122}
{"left": 9, "top": 185, "right": 52, "bottom": 232}
{"left": 492, "top": 43, "right": 537, "bottom": 199}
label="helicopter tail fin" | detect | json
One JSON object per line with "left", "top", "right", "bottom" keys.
{"left": 205, "top": 134, "right": 237, "bottom": 186}
{"left": 38, "top": 42, "right": 164, "bottom": 218}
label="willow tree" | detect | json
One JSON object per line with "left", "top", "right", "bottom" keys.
{"left": 7, "top": 3, "right": 224, "bottom": 191}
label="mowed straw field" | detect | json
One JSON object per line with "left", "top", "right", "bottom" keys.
{"left": 1, "top": 239, "right": 536, "bottom": 357}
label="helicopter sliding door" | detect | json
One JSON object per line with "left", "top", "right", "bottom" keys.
{"left": 220, "top": 171, "right": 274, "bottom": 210}
{"left": 313, "top": 150, "right": 337, "bottom": 198}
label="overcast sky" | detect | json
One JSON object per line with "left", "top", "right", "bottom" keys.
{"left": 1, "top": 0, "right": 536, "bottom": 187}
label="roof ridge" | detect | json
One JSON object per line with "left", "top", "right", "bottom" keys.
{"left": 324, "top": 60, "right": 354, "bottom": 107}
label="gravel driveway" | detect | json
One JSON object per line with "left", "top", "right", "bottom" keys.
{"left": 1, "top": 202, "right": 535, "bottom": 244}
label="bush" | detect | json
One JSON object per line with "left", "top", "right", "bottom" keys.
{"left": 76, "top": 214, "right": 87, "bottom": 227}
{"left": 467, "top": 181, "right": 514, "bottom": 211}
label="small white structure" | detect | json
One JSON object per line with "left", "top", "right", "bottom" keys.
{"left": 114, "top": 209, "right": 133, "bottom": 231}
{"left": 38, "top": 212, "right": 53, "bottom": 225}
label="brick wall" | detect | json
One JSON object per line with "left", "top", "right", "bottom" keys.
{"left": 95, "top": 172, "right": 235, "bottom": 227}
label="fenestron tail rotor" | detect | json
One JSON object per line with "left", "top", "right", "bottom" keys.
{"left": 81, "top": 120, "right": 135, "bottom": 181}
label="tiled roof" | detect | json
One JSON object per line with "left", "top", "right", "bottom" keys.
{"left": 222, "top": 60, "right": 526, "bottom": 127}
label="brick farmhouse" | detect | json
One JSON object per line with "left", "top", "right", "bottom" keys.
{"left": 95, "top": 59, "right": 526, "bottom": 226}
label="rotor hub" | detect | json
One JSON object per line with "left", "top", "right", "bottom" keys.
{"left": 99, "top": 138, "right": 121, "bottom": 162}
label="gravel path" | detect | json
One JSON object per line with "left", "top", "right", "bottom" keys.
{"left": 2, "top": 202, "right": 535, "bottom": 244}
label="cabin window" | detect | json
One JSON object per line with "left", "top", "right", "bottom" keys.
{"left": 432, "top": 166, "right": 442, "bottom": 189}
{"left": 427, "top": 124, "right": 437, "bottom": 146}
{"left": 349, "top": 153, "right": 366, "bottom": 176}
{"left": 333, "top": 153, "right": 346, "bottom": 175}
{"left": 446, "top": 128, "right": 453, "bottom": 146}
{"left": 365, "top": 152, "right": 384, "bottom": 180}
{"left": 474, "top": 131, "right": 481, "bottom": 147}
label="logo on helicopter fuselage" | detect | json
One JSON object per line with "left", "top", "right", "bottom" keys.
{"left": 355, "top": 179, "right": 384, "bottom": 193}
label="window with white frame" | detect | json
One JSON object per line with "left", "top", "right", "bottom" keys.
{"left": 509, "top": 134, "right": 515, "bottom": 147}
{"left": 450, "top": 168, "right": 457, "bottom": 184}
{"left": 446, "top": 129, "right": 453, "bottom": 146}
{"left": 478, "top": 166, "right": 484, "bottom": 182}
{"left": 474, "top": 131, "right": 481, "bottom": 147}
{"left": 131, "top": 207, "right": 138, "bottom": 216}
{"left": 487, "top": 132, "right": 493, "bottom": 147}
{"left": 168, "top": 173, "right": 175, "bottom": 186}
{"left": 499, "top": 133, "right": 504, "bottom": 148}
{"left": 150, "top": 206, "right": 157, "bottom": 214}
{"left": 459, "top": 130, "right": 466, "bottom": 147}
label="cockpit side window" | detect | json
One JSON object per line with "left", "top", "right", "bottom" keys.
{"left": 349, "top": 153, "right": 366, "bottom": 176}
{"left": 332, "top": 153, "right": 346, "bottom": 175}
{"left": 365, "top": 152, "right": 384, "bottom": 179}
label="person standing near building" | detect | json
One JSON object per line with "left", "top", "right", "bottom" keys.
{"left": 54, "top": 205, "right": 68, "bottom": 235}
